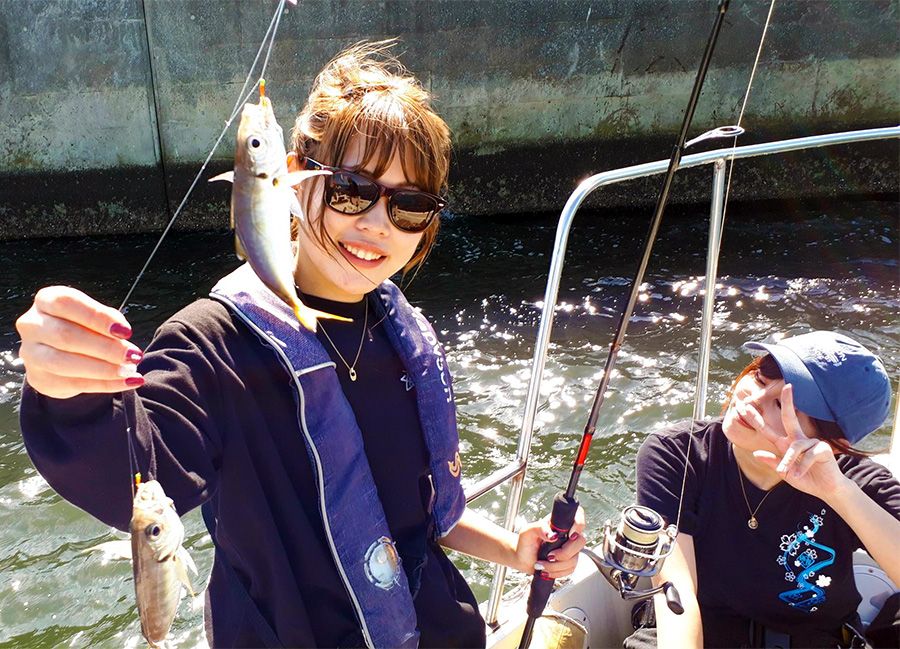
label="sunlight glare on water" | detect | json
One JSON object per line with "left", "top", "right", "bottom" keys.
{"left": 0, "top": 200, "right": 897, "bottom": 646}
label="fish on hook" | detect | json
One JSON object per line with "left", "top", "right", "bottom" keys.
{"left": 210, "top": 79, "right": 350, "bottom": 331}
{"left": 89, "top": 480, "right": 198, "bottom": 648}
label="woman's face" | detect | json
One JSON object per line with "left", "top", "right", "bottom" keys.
{"left": 722, "top": 366, "right": 819, "bottom": 453}
{"left": 290, "top": 138, "right": 426, "bottom": 302}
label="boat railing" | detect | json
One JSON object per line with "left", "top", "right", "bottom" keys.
{"left": 462, "top": 125, "right": 900, "bottom": 627}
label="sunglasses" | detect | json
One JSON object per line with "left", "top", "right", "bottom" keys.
{"left": 303, "top": 157, "right": 446, "bottom": 233}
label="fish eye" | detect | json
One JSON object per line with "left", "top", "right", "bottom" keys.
{"left": 247, "top": 136, "right": 264, "bottom": 150}
{"left": 147, "top": 524, "right": 162, "bottom": 538}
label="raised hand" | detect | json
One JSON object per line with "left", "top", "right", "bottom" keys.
{"left": 15, "top": 286, "right": 144, "bottom": 399}
{"left": 735, "top": 384, "right": 846, "bottom": 498}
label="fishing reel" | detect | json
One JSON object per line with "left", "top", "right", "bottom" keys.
{"left": 582, "top": 505, "right": 684, "bottom": 614}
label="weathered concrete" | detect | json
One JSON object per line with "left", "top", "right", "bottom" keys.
{"left": 1, "top": 0, "right": 897, "bottom": 239}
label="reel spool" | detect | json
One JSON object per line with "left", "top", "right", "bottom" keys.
{"left": 582, "top": 505, "right": 684, "bottom": 614}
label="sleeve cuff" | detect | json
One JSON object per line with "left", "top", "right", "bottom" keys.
{"left": 22, "top": 380, "right": 114, "bottom": 424}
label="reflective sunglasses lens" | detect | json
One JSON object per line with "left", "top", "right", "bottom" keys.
{"left": 391, "top": 191, "right": 438, "bottom": 232}
{"left": 327, "top": 171, "right": 380, "bottom": 214}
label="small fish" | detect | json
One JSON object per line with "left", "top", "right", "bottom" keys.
{"left": 210, "top": 79, "right": 349, "bottom": 331}
{"left": 129, "top": 480, "right": 197, "bottom": 648}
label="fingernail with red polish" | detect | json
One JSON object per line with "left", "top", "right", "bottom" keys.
{"left": 110, "top": 323, "right": 132, "bottom": 339}
{"left": 541, "top": 571, "right": 551, "bottom": 579}
{"left": 569, "top": 532, "right": 579, "bottom": 541}
{"left": 547, "top": 554, "right": 557, "bottom": 562}
{"left": 125, "top": 349, "right": 143, "bottom": 364}
{"left": 547, "top": 531, "right": 559, "bottom": 541}
{"left": 125, "top": 376, "right": 144, "bottom": 387}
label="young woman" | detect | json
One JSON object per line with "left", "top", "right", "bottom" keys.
{"left": 629, "top": 331, "right": 899, "bottom": 649}
{"left": 15, "top": 43, "right": 585, "bottom": 648}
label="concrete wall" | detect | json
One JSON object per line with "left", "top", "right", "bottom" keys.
{"left": 1, "top": 0, "right": 897, "bottom": 239}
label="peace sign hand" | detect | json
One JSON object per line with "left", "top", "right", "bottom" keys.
{"left": 735, "top": 384, "right": 848, "bottom": 499}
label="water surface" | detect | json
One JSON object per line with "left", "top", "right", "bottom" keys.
{"left": 0, "top": 199, "right": 897, "bottom": 647}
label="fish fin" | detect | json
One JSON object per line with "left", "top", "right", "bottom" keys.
{"left": 180, "top": 545, "right": 199, "bottom": 576}
{"left": 174, "top": 547, "right": 196, "bottom": 597}
{"left": 294, "top": 302, "right": 353, "bottom": 332}
{"left": 208, "top": 171, "right": 234, "bottom": 184}
{"left": 86, "top": 540, "right": 133, "bottom": 562}
{"left": 274, "top": 169, "right": 331, "bottom": 189}
{"left": 234, "top": 234, "right": 248, "bottom": 261}
{"left": 289, "top": 193, "right": 304, "bottom": 221}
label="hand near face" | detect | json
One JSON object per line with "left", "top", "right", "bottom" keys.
{"left": 736, "top": 384, "right": 847, "bottom": 498}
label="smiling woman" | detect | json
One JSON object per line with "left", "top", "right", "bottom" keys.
{"left": 14, "top": 40, "right": 586, "bottom": 649}
{"left": 289, "top": 42, "right": 451, "bottom": 279}
{"left": 288, "top": 137, "right": 432, "bottom": 302}
{"left": 629, "top": 331, "right": 899, "bottom": 649}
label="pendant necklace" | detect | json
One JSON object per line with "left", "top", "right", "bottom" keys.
{"left": 318, "top": 299, "right": 368, "bottom": 382}
{"left": 736, "top": 460, "right": 779, "bottom": 530}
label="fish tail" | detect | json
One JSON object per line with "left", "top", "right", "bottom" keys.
{"left": 294, "top": 301, "right": 353, "bottom": 332}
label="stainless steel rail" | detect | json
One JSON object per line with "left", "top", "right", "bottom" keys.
{"left": 463, "top": 126, "right": 900, "bottom": 626}
{"left": 693, "top": 159, "right": 727, "bottom": 420}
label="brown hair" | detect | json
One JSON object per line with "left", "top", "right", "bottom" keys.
{"left": 290, "top": 40, "right": 451, "bottom": 275}
{"left": 723, "top": 354, "right": 875, "bottom": 458}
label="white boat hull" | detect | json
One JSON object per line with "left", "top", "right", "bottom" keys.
{"left": 485, "top": 549, "right": 896, "bottom": 649}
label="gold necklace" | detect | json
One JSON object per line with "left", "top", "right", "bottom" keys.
{"left": 318, "top": 299, "right": 368, "bottom": 382}
{"left": 736, "top": 460, "right": 779, "bottom": 530}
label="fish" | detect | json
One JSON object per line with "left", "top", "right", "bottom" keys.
{"left": 86, "top": 482, "right": 197, "bottom": 646}
{"left": 210, "top": 79, "right": 349, "bottom": 331}
{"left": 129, "top": 479, "right": 197, "bottom": 648}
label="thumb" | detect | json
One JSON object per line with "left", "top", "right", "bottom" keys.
{"left": 540, "top": 524, "right": 560, "bottom": 543}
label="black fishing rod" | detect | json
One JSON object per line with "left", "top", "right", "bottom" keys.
{"left": 517, "top": 1, "right": 731, "bottom": 647}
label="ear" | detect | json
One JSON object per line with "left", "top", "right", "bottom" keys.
{"left": 286, "top": 151, "right": 301, "bottom": 173}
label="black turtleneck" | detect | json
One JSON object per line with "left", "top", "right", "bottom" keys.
{"left": 303, "top": 291, "right": 431, "bottom": 555}
{"left": 301, "top": 292, "right": 485, "bottom": 647}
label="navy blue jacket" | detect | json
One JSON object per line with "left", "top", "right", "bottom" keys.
{"left": 20, "top": 267, "right": 474, "bottom": 648}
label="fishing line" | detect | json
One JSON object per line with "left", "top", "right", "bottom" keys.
{"left": 119, "top": 0, "right": 291, "bottom": 492}
{"left": 672, "top": 0, "right": 776, "bottom": 534}
{"left": 118, "top": 0, "right": 289, "bottom": 313}
{"left": 721, "top": 0, "right": 777, "bottom": 223}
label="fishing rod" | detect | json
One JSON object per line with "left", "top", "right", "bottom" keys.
{"left": 517, "top": 1, "right": 731, "bottom": 647}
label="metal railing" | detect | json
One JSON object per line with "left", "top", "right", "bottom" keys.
{"left": 462, "top": 126, "right": 900, "bottom": 626}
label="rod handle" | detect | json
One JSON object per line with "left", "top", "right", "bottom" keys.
{"left": 525, "top": 493, "right": 579, "bottom": 618}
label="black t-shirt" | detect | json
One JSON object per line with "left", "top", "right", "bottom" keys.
{"left": 636, "top": 419, "right": 900, "bottom": 647}
{"left": 304, "top": 292, "right": 485, "bottom": 648}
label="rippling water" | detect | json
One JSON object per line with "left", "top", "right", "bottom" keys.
{"left": 0, "top": 199, "right": 897, "bottom": 647}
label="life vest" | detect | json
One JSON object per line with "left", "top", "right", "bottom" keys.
{"left": 211, "top": 264, "right": 466, "bottom": 649}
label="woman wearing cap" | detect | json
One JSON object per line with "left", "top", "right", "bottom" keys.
{"left": 627, "top": 331, "right": 899, "bottom": 648}
{"left": 15, "top": 42, "right": 585, "bottom": 648}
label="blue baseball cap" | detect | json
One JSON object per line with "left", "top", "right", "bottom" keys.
{"left": 742, "top": 331, "right": 892, "bottom": 444}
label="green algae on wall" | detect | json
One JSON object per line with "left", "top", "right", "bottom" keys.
{"left": 0, "top": 0, "right": 897, "bottom": 237}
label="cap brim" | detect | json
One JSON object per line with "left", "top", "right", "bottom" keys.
{"left": 743, "top": 341, "right": 835, "bottom": 422}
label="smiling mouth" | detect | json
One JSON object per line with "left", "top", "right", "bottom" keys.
{"left": 340, "top": 242, "right": 385, "bottom": 263}
{"left": 734, "top": 410, "right": 754, "bottom": 431}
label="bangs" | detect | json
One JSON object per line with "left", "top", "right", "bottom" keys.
{"left": 316, "top": 90, "right": 448, "bottom": 197}
{"left": 289, "top": 39, "right": 451, "bottom": 275}
{"left": 757, "top": 354, "right": 783, "bottom": 380}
